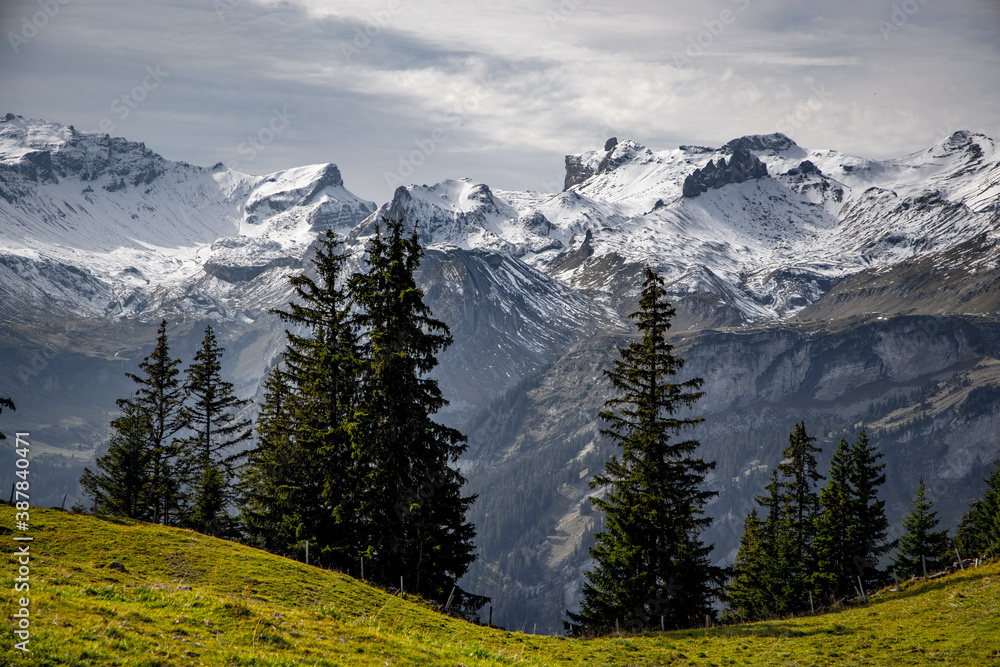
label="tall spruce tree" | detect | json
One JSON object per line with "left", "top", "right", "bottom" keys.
{"left": 811, "top": 429, "right": 893, "bottom": 603}
{"left": 892, "top": 477, "right": 951, "bottom": 578}
{"left": 349, "top": 218, "right": 482, "bottom": 610}
{"left": 79, "top": 403, "right": 152, "bottom": 520}
{"left": 848, "top": 429, "right": 892, "bottom": 590}
{"left": 121, "top": 319, "right": 185, "bottom": 524}
{"left": 727, "top": 508, "right": 774, "bottom": 621}
{"left": 179, "top": 325, "right": 252, "bottom": 535}
{"left": 955, "top": 461, "right": 1000, "bottom": 559}
{"left": 240, "top": 230, "right": 363, "bottom": 569}
{"left": 566, "top": 267, "right": 720, "bottom": 635}
{"left": 776, "top": 422, "right": 823, "bottom": 612}
{"left": 240, "top": 370, "right": 303, "bottom": 553}
{"left": 812, "top": 438, "right": 854, "bottom": 603}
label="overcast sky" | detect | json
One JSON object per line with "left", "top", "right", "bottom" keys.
{"left": 3, "top": 0, "right": 999, "bottom": 203}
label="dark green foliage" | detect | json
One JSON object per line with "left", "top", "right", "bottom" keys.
{"left": 727, "top": 508, "right": 773, "bottom": 621}
{"left": 79, "top": 404, "right": 152, "bottom": 520}
{"left": 728, "top": 423, "right": 824, "bottom": 619}
{"left": 180, "top": 325, "right": 251, "bottom": 534}
{"left": 776, "top": 422, "right": 823, "bottom": 612}
{"left": 240, "top": 230, "right": 363, "bottom": 569}
{"left": 119, "top": 319, "right": 185, "bottom": 524}
{"left": 811, "top": 429, "right": 892, "bottom": 602}
{"left": 0, "top": 396, "right": 13, "bottom": 440}
{"left": 848, "top": 429, "right": 893, "bottom": 590}
{"left": 892, "top": 477, "right": 951, "bottom": 579}
{"left": 349, "top": 218, "right": 481, "bottom": 611}
{"left": 241, "top": 222, "right": 483, "bottom": 613}
{"left": 956, "top": 461, "right": 1000, "bottom": 558}
{"left": 812, "top": 438, "right": 853, "bottom": 604}
{"left": 189, "top": 464, "right": 226, "bottom": 534}
{"left": 566, "top": 267, "right": 720, "bottom": 635}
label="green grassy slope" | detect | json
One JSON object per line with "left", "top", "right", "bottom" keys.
{"left": 2, "top": 506, "right": 999, "bottom": 666}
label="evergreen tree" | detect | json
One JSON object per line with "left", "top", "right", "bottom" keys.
{"left": 728, "top": 508, "right": 774, "bottom": 621}
{"left": 812, "top": 430, "right": 892, "bottom": 603}
{"left": 349, "top": 218, "right": 482, "bottom": 611}
{"left": 775, "top": 422, "right": 823, "bottom": 612}
{"left": 955, "top": 461, "right": 1000, "bottom": 558}
{"left": 892, "top": 477, "right": 951, "bottom": 579}
{"left": 240, "top": 370, "right": 304, "bottom": 553}
{"left": 240, "top": 230, "right": 363, "bottom": 569}
{"left": 0, "top": 396, "right": 13, "bottom": 441}
{"left": 120, "top": 320, "right": 185, "bottom": 524}
{"left": 848, "top": 429, "right": 893, "bottom": 590}
{"left": 566, "top": 267, "right": 720, "bottom": 635}
{"left": 812, "top": 438, "right": 853, "bottom": 603}
{"left": 79, "top": 404, "right": 152, "bottom": 520}
{"left": 179, "top": 325, "right": 252, "bottom": 535}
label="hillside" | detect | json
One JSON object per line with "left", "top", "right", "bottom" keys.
{"left": 2, "top": 506, "right": 999, "bottom": 666}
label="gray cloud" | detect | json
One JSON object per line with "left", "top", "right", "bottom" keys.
{"left": 2, "top": 0, "right": 998, "bottom": 203}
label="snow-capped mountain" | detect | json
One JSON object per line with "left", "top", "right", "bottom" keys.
{"left": 3, "top": 114, "right": 1000, "bottom": 635}
{"left": 352, "top": 130, "right": 998, "bottom": 325}
{"left": 0, "top": 113, "right": 375, "bottom": 317}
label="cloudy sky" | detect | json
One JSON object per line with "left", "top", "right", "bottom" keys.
{"left": 3, "top": 0, "right": 999, "bottom": 203}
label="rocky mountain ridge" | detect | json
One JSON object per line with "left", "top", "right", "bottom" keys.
{"left": 2, "top": 114, "right": 1000, "bottom": 634}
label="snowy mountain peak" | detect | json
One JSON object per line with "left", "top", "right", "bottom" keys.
{"left": 721, "top": 133, "right": 800, "bottom": 156}
{"left": 0, "top": 115, "right": 375, "bottom": 316}
{"left": 355, "top": 178, "right": 544, "bottom": 255}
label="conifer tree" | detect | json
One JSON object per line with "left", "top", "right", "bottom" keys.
{"left": 240, "top": 370, "right": 303, "bottom": 553}
{"left": 728, "top": 508, "right": 774, "bottom": 621}
{"left": 892, "top": 477, "right": 950, "bottom": 578}
{"left": 566, "top": 267, "right": 720, "bottom": 635}
{"left": 179, "top": 325, "right": 252, "bottom": 534}
{"left": 812, "top": 438, "right": 853, "bottom": 603}
{"left": 79, "top": 404, "right": 152, "bottom": 520}
{"left": 956, "top": 461, "right": 1000, "bottom": 558}
{"left": 776, "top": 422, "right": 823, "bottom": 611}
{"left": 848, "top": 429, "right": 892, "bottom": 590}
{"left": 120, "top": 319, "right": 185, "bottom": 524}
{"left": 240, "top": 230, "right": 363, "bottom": 569}
{"left": 349, "top": 218, "right": 481, "bottom": 610}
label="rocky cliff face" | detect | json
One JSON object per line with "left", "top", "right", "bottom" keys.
{"left": 461, "top": 313, "right": 1000, "bottom": 633}
{"left": 3, "top": 116, "right": 1000, "bottom": 637}
{"left": 682, "top": 147, "right": 769, "bottom": 197}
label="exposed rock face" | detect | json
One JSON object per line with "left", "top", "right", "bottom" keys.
{"left": 461, "top": 313, "right": 1000, "bottom": 634}
{"left": 564, "top": 153, "right": 597, "bottom": 190}
{"left": 563, "top": 137, "right": 621, "bottom": 190}
{"left": 682, "top": 147, "right": 769, "bottom": 197}
{"left": 721, "top": 132, "right": 797, "bottom": 155}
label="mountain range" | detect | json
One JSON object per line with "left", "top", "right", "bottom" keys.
{"left": 2, "top": 112, "right": 999, "bottom": 633}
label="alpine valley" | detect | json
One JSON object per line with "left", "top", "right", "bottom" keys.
{"left": 2, "top": 113, "right": 1000, "bottom": 633}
